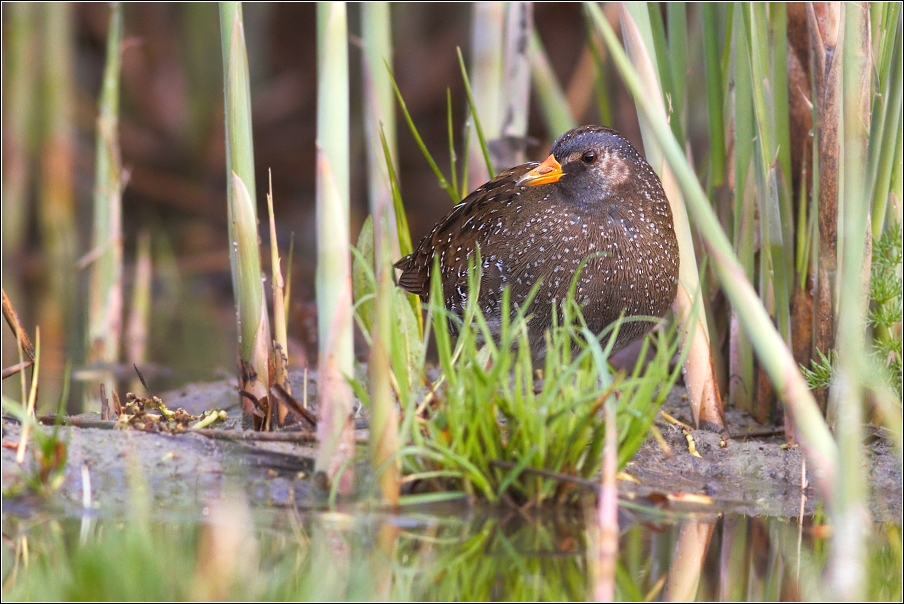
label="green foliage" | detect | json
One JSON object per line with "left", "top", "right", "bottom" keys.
{"left": 800, "top": 349, "right": 835, "bottom": 392}
{"left": 1, "top": 366, "right": 71, "bottom": 498}
{"left": 3, "top": 301, "right": 69, "bottom": 499}
{"left": 352, "top": 219, "right": 681, "bottom": 506}
{"left": 802, "top": 224, "right": 903, "bottom": 399}
{"left": 391, "top": 515, "right": 592, "bottom": 600}
{"left": 869, "top": 223, "right": 903, "bottom": 399}
{"left": 6, "top": 500, "right": 899, "bottom": 602}
{"left": 389, "top": 260, "right": 681, "bottom": 505}
{"left": 3, "top": 519, "right": 199, "bottom": 601}
{"left": 1, "top": 403, "right": 67, "bottom": 498}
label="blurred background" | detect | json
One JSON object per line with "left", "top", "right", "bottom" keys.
{"left": 2, "top": 3, "right": 706, "bottom": 407}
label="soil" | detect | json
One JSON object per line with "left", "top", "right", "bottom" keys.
{"left": 2, "top": 370, "right": 901, "bottom": 522}
{"left": 625, "top": 388, "right": 902, "bottom": 521}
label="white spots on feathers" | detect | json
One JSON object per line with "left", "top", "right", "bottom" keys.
{"left": 398, "top": 126, "right": 680, "bottom": 353}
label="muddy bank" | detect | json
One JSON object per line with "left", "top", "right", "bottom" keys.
{"left": 2, "top": 372, "right": 900, "bottom": 521}
{"left": 626, "top": 389, "right": 901, "bottom": 521}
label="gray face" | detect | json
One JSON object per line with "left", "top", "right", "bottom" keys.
{"left": 504, "top": 126, "right": 678, "bottom": 353}
{"left": 550, "top": 126, "right": 659, "bottom": 211}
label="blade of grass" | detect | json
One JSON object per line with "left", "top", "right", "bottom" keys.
{"left": 747, "top": 5, "right": 792, "bottom": 347}
{"left": 645, "top": 4, "right": 674, "bottom": 129}
{"left": 387, "top": 68, "right": 458, "bottom": 203}
{"left": 379, "top": 127, "right": 422, "bottom": 331}
{"left": 870, "top": 7, "right": 902, "bottom": 236}
{"left": 15, "top": 327, "right": 40, "bottom": 464}
{"left": 729, "top": 7, "right": 756, "bottom": 413}
{"left": 667, "top": 3, "right": 688, "bottom": 143}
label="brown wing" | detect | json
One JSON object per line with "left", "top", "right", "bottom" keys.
{"left": 394, "top": 163, "right": 537, "bottom": 301}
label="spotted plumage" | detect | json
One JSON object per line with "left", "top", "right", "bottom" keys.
{"left": 395, "top": 125, "right": 679, "bottom": 355}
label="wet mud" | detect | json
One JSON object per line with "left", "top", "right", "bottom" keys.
{"left": 2, "top": 372, "right": 900, "bottom": 522}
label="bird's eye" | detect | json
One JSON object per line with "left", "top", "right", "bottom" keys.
{"left": 581, "top": 150, "right": 598, "bottom": 164}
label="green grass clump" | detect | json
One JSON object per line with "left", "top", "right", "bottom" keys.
{"left": 351, "top": 240, "right": 683, "bottom": 505}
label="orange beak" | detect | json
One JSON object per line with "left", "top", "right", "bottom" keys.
{"left": 517, "top": 154, "right": 564, "bottom": 186}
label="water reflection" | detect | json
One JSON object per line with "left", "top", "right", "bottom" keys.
{"left": 3, "top": 500, "right": 901, "bottom": 601}
{"left": 1, "top": 271, "right": 237, "bottom": 415}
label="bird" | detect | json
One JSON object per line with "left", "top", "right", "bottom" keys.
{"left": 394, "top": 125, "right": 679, "bottom": 357}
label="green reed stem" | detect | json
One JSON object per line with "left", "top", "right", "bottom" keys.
{"left": 2, "top": 3, "right": 38, "bottom": 255}
{"left": 88, "top": 3, "right": 123, "bottom": 373}
{"left": 314, "top": 1, "right": 355, "bottom": 493}
{"left": 826, "top": 5, "right": 872, "bottom": 599}
{"left": 362, "top": 2, "right": 399, "bottom": 257}
{"left": 220, "top": 3, "right": 272, "bottom": 427}
{"left": 702, "top": 3, "right": 726, "bottom": 187}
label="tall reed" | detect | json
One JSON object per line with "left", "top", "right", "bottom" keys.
{"left": 1, "top": 3, "right": 37, "bottom": 257}
{"left": 465, "top": 2, "right": 504, "bottom": 185}
{"left": 610, "top": 3, "right": 724, "bottom": 429}
{"left": 362, "top": 2, "right": 401, "bottom": 505}
{"left": 315, "top": 1, "right": 356, "bottom": 494}
{"left": 220, "top": 2, "right": 273, "bottom": 428}
{"left": 37, "top": 2, "right": 79, "bottom": 409}
{"left": 87, "top": 3, "right": 124, "bottom": 404}
{"left": 825, "top": 4, "right": 872, "bottom": 598}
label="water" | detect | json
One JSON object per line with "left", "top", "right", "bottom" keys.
{"left": 2, "top": 500, "right": 900, "bottom": 601}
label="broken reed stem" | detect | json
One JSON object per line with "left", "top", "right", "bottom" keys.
{"left": 16, "top": 328, "right": 41, "bottom": 463}
{"left": 267, "top": 172, "right": 291, "bottom": 426}
{"left": 2, "top": 289, "right": 36, "bottom": 362}
{"left": 2, "top": 360, "right": 34, "bottom": 381}
{"left": 126, "top": 230, "right": 152, "bottom": 394}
